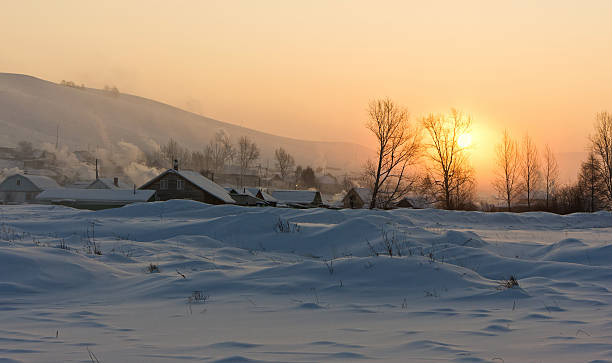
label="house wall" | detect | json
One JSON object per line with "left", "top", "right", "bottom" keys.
{"left": 0, "top": 175, "right": 42, "bottom": 204}
{"left": 342, "top": 190, "right": 364, "bottom": 209}
{"left": 143, "top": 173, "right": 225, "bottom": 205}
{"left": 0, "top": 191, "right": 38, "bottom": 204}
{"left": 313, "top": 192, "right": 323, "bottom": 206}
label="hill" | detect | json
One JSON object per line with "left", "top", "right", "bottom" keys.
{"left": 0, "top": 73, "right": 372, "bottom": 172}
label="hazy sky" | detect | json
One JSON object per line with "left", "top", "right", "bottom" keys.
{"left": 2, "top": 0, "right": 612, "bottom": 187}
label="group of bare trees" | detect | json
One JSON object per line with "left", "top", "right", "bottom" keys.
{"left": 148, "top": 132, "right": 306, "bottom": 188}
{"left": 148, "top": 130, "right": 261, "bottom": 187}
{"left": 493, "top": 132, "right": 556, "bottom": 211}
{"left": 492, "top": 111, "right": 612, "bottom": 213}
{"left": 363, "top": 98, "right": 611, "bottom": 213}
{"left": 363, "top": 98, "right": 475, "bottom": 210}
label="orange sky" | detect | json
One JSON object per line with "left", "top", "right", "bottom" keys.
{"left": 2, "top": 0, "right": 612, "bottom": 189}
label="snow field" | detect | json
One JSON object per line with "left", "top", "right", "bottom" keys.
{"left": 0, "top": 200, "right": 611, "bottom": 362}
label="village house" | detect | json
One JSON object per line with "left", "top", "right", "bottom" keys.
{"left": 342, "top": 187, "right": 372, "bottom": 209}
{"left": 245, "top": 187, "right": 278, "bottom": 207}
{"left": 225, "top": 187, "right": 267, "bottom": 206}
{"left": 270, "top": 189, "right": 323, "bottom": 208}
{"left": 0, "top": 173, "right": 61, "bottom": 204}
{"left": 36, "top": 188, "right": 155, "bottom": 210}
{"left": 140, "top": 162, "right": 234, "bottom": 205}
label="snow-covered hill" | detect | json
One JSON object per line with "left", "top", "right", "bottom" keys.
{"left": 1, "top": 202, "right": 611, "bottom": 362}
{"left": 0, "top": 73, "right": 372, "bottom": 171}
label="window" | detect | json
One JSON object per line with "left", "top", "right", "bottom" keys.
{"left": 160, "top": 179, "right": 168, "bottom": 190}
{"left": 176, "top": 179, "right": 184, "bottom": 190}
{"left": 16, "top": 179, "right": 21, "bottom": 186}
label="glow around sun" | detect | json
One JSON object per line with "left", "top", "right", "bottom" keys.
{"left": 458, "top": 133, "right": 473, "bottom": 148}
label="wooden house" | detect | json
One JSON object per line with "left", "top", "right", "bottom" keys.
{"left": 225, "top": 187, "right": 267, "bottom": 206}
{"left": 342, "top": 187, "right": 372, "bottom": 209}
{"left": 246, "top": 187, "right": 278, "bottom": 207}
{"left": 139, "top": 167, "right": 234, "bottom": 205}
{"left": 0, "top": 174, "right": 61, "bottom": 204}
{"left": 36, "top": 188, "right": 155, "bottom": 210}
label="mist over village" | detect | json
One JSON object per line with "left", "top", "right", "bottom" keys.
{"left": 1, "top": 2, "right": 611, "bottom": 362}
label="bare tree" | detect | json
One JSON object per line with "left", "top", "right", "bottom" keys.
{"left": 365, "top": 98, "right": 422, "bottom": 209}
{"left": 275, "top": 147, "right": 295, "bottom": 181}
{"left": 421, "top": 109, "right": 473, "bottom": 210}
{"left": 207, "top": 130, "right": 234, "bottom": 173}
{"left": 578, "top": 151, "right": 606, "bottom": 212}
{"left": 160, "top": 138, "right": 190, "bottom": 168}
{"left": 542, "top": 144, "right": 559, "bottom": 210}
{"left": 493, "top": 130, "right": 521, "bottom": 211}
{"left": 591, "top": 111, "right": 612, "bottom": 207}
{"left": 238, "top": 136, "right": 260, "bottom": 187}
{"left": 519, "top": 133, "right": 541, "bottom": 210}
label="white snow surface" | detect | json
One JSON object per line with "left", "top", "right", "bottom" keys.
{"left": 0, "top": 201, "right": 611, "bottom": 362}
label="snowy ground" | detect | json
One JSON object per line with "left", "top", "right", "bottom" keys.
{"left": 1, "top": 201, "right": 611, "bottom": 362}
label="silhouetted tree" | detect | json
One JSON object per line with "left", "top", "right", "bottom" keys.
{"left": 238, "top": 136, "right": 260, "bottom": 187}
{"left": 275, "top": 147, "right": 295, "bottom": 181}
{"left": 301, "top": 167, "right": 316, "bottom": 188}
{"left": 519, "top": 133, "right": 541, "bottom": 209}
{"left": 578, "top": 152, "right": 606, "bottom": 212}
{"left": 543, "top": 144, "right": 559, "bottom": 210}
{"left": 493, "top": 130, "right": 521, "bottom": 211}
{"left": 366, "top": 98, "right": 422, "bottom": 209}
{"left": 591, "top": 111, "right": 612, "bottom": 207}
{"left": 421, "top": 109, "right": 473, "bottom": 209}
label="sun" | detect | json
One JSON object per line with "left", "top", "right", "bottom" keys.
{"left": 458, "top": 133, "right": 472, "bottom": 148}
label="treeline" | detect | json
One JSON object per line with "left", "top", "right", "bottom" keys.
{"left": 490, "top": 112, "right": 612, "bottom": 213}
{"left": 362, "top": 98, "right": 612, "bottom": 213}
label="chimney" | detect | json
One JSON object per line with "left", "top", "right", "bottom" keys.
{"left": 173, "top": 159, "right": 179, "bottom": 171}
{"left": 114, "top": 177, "right": 119, "bottom": 187}
{"left": 95, "top": 159, "right": 99, "bottom": 179}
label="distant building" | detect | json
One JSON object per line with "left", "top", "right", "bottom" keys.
{"left": 395, "top": 197, "right": 414, "bottom": 208}
{"left": 246, "top": 187, "right": 278, "bottom": 207}
{"left": 0, "top": 174, "right": 61, "bottom": 204}
{"left": 225, "top": 187, "right": 267, "bottom": 206}
{"left": 36, "top": 189, "right": 155, "bottom": 210}
{"left": 270, "top": 189, "right": 322, "bottom": 208}
{"left": 88, "top": 177, "right": 131, "bottom": 190}
{"left": 342, "top": 187, "right": 372, "bottom": 209}
{"left": 140, "top": 164, "right": 234, "bottom": 205}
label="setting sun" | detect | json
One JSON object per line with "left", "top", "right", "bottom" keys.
{"left": 458, "top": 133, "right": 473, "bottom": 148}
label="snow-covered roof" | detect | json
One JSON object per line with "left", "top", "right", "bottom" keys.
{"left": 237, "top": 187, "right": 259, "bottom": 198}
{"left": 23, "top": 175, "right": 61, "bottom": 190}
{"left": 242, "top": 187, "right": 278, "bottom": 203}
{"left": 258, "top": 190, "right": 278, "bottom": 203}
{"left": 88, "top": 178, "right": 132, "bottom": 190}
{"left": 36, "top": 188, "right": 155, "bottom": 203}
{"left": 270, "top": 190, "right": 320, "bottom": 204}
{"left": 0, "top": 174, "right": 61, "bottom": 191}
{"left": 353, "top": 188, "right": 372, "bottom": 203}
{"left": 173, "top": 170, "right": 235, "bottom": 204}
